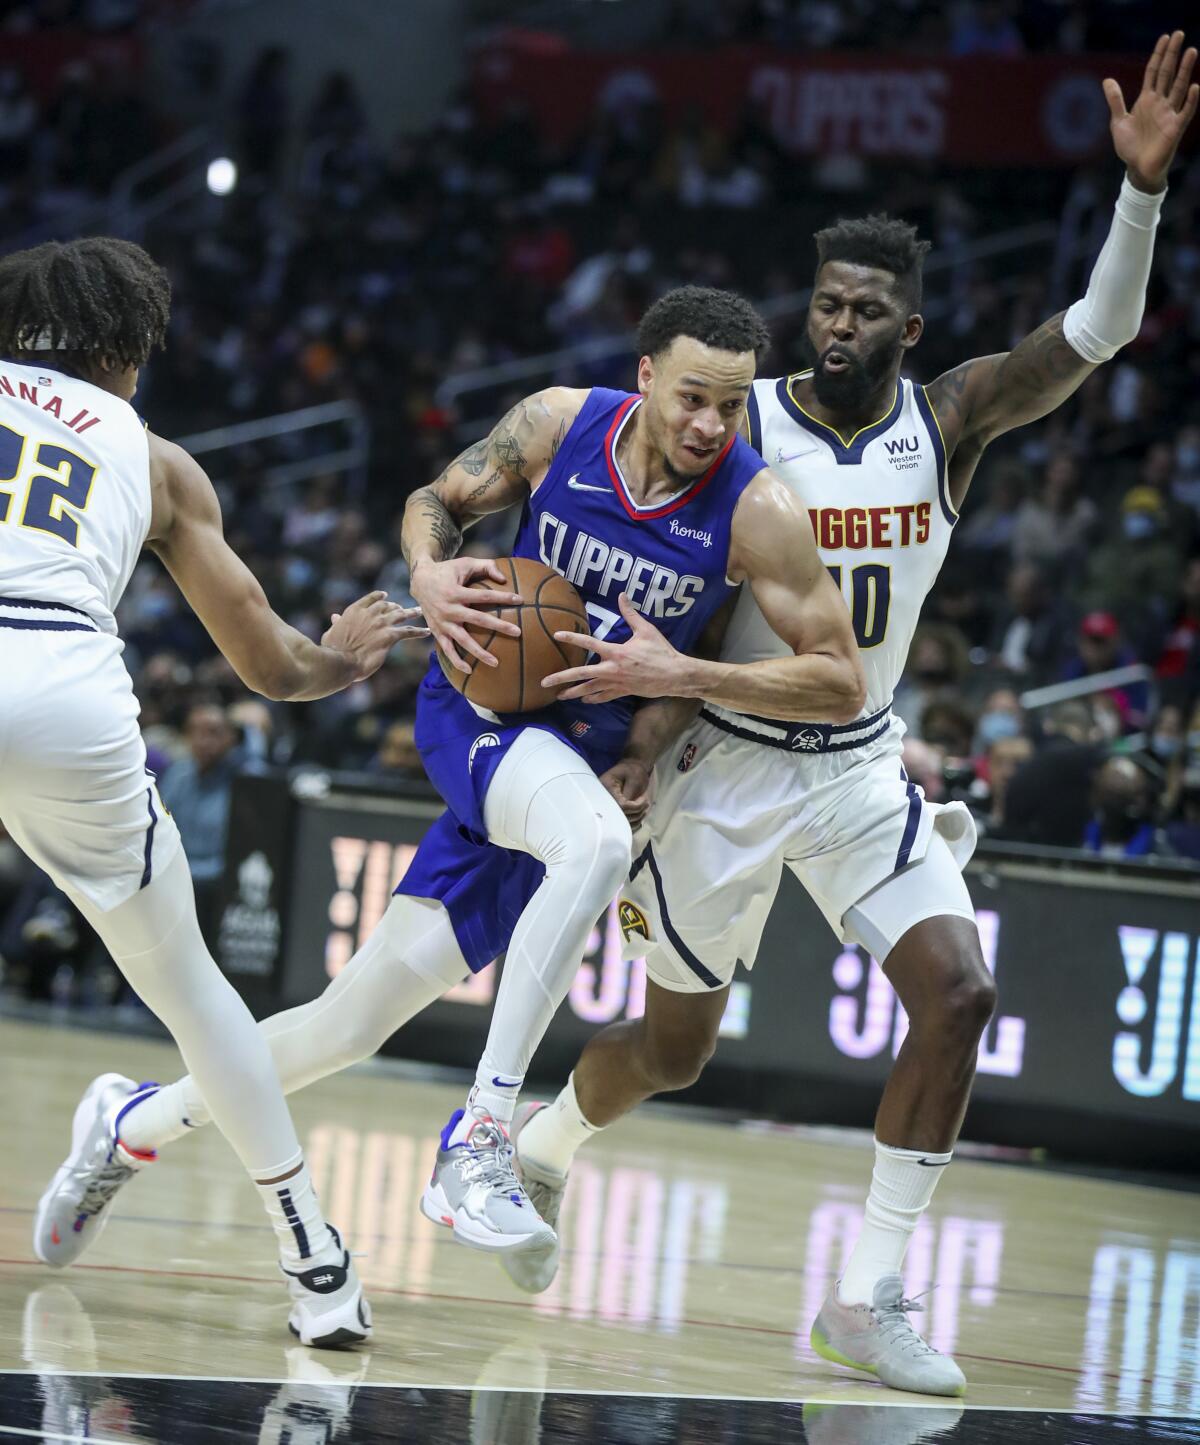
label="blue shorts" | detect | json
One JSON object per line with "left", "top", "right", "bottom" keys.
{"left": 395, "top": 668, "right": 626, "bottom": 971}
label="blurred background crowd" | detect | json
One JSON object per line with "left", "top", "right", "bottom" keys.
{"left": 0, "top": 0, "right": 1198, "bottom": 1006}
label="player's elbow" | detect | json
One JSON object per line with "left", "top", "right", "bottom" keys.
{"left": 831, "top": 659, "right": 868, "bottom": 724}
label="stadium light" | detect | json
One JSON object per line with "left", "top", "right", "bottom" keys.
{"left": 206, "top": 157, "right": 237, "bottom": 196}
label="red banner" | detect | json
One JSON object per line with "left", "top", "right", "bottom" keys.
{"left": 473, "top": 47, "right": 1156, "bottom": 167}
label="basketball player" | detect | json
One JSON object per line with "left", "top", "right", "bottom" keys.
{"left": 73, "top": 287, "right": 864, "bottom": 1259}
{"left": 5, "top": 238, "right": 425, "bottom": 1346}
{"left": 507, "top": 34, "right": 1198, "bottom": 1396}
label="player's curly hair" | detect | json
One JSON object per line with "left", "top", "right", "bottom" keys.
{"left": 814, "top": 214, "right": 931, "bottom": 311}
{"left": 0, "top": 237, "right": 170, "bottom": 371}
{"left": 637, "top": 286, "right": 771, "bottom": 363}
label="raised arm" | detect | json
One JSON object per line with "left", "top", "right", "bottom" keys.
{"left": 928, "top": 31, "right": 1196, "bottom": 501}
{"left": 148, "top": 435, "right": 424, "bottom": 702}
{"left": 402, "top": 385, "right": 585, "bottom": 672}
{"left": 545, "top": 471, "right": 865, "bottom": 723}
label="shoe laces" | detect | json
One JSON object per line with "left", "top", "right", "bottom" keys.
{"left": 457, "top": 1119, "right": 527, "bottom": 1201}
{"left": 873, "top": 1289, "right": 940, "bottom": 1359}
{"left": 74, "top": 1148, "right": 135, "bottom": 1222}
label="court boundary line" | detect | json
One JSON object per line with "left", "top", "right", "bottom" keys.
{"left": 0, "top": 1372, "right": 1193, "bottom": 1419}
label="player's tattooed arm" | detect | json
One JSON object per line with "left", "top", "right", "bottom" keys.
{"left": 401, "top": 387, "right": 585, "bottom": 571}
{"left": 928, "top": 311, "right": 1098, "bottom": 455}
{"left": 401, "top": 387, "right": 586, "bottom": 674}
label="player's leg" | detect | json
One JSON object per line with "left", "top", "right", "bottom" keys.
{"left": 115, "top": 894, "right": 468, "bottom": 1150}
{"left": 810, "top": 831, "right": 985, "bottom": 1397}
{"left": 32, "top": 849, "right": 371, "bottom": 1346}
{"left": 8, "top": 640, "right": 366, "bottom": 1346}
{"left": 422, "top": 728, "right": 632, "bottom": 1253}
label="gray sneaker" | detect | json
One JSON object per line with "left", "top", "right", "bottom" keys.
{"left": 810, "top": 1275, "right": 967, "bottom": 1397}
{"left": 420, "top": 1107, "right": 556, "bottom": 1255}
{"left": 33, "top": 1074, "right": 156, "bottom": 1268}
{"left": 501, "top": 1101, "right": 567, "bottom": 1294}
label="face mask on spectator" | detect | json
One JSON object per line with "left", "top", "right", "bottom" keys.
{"left": 1122, "top": 512, "right": 1158, "bottom": 541}
{"left": 1151, "top": 734, "right": 1183, "bottom": 760}
{"left": 1178, "top": 445, "right": 1200, "bottom": 473}
{"left": 978, "top": 711, "right": 1021, "bottom": 747}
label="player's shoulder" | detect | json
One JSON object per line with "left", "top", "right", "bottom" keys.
{"left": 146, "top": 431, "right": 217, "bottom": 543}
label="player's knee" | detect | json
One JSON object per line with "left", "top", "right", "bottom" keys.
{"left": 642, "top": 1027, "right": 717, "bottom": 1093}
{"left": 935, "top": 966, "right": 997, "bottom": 1045}
{"left": 556, "top": 801, "right": 632, "bottom": 897}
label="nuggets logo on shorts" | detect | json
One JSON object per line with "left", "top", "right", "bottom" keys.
{"left": 570, "top": 719, "right": 591, "bottom": 738}
{"left": 678, "top": 741, "right": 698, "bottom": 773}
{"left": 618, "top": 899, "right": 650, "bottom": 943}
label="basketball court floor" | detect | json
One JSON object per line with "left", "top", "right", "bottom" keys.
{"left": 1, "top": 1016, "right": 1197, "bottom": 1443}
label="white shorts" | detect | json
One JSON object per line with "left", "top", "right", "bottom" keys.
{"left": 0, "top": 618, "right": 180, "bottom": 913}
{"left": 619, "top": 708, "right": 977, "bottom": 994}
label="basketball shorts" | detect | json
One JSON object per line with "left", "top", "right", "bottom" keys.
{"left": 0, "top": 612, "right": 180, "bottom": 913}
{"left": 618, "top": 705, "right": 978, "bottom": 994}
{"left": 395, "top": 668, "right": 626, "bottom": 972}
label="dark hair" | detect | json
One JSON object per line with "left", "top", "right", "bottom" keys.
{"left": 0, "top": 237, "right": 170, "bottom": 371}
{"left": 813, "top": 214, "right": 931, "bottom": 311}
{"left": 637, "top": 285, "right": 771, "bottom": 363}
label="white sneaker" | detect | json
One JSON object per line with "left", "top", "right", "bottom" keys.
{"left": 283, "top": 1226, "right": 372, "bottom": 1349}
{"left": 420, "top": 1106, "right": 555, "bottom": 1255}
{"left": 811, "top": 1275, "right": 967, "bottom": 1397}
{"left": 33, "top": 1074, "right": 157, "bottom": 1268}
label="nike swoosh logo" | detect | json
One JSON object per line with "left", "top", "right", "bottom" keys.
{"left": 917, "top": 1158, "right": 947, "bottom": 1167}
{"left": 775, "top": 449, "right": 810, "bottom": 465}
{"left": 492, "top": 1077, "right": 520, "bottom": 1088}
{"left": 567, "top": 475, "right": 610, "bottom": 493}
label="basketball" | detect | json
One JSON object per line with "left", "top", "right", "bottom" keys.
{"left": 437, "top": 556, "right": 591, "bottom": 713}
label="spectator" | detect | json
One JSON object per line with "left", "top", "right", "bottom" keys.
{"left": 1077, "top": 487, "right": 1185, "bottom": 648}
{"left": 990, "top": 563, "right": 1067, "bottom": 678}
{"left": 1060, "top": 612, "right": 1151, "bottom": 730}
{"left": 893, "top": 624, "right": 970, "bottom": 738}
{"left": 159, "top": 703, "right": 242, "bottom": 941}
{"left": 977, "top": 734, "right": 1035, "bottom": 836}
{"left": 368, "top": 721, "right": 426, "bottom": 781}
{"left": 951, "top": 0, "right": 1025, "bottom": 56}
{"left": 998, "top": 700, "right": 1106, "bottom": 846}
{"left": 1165, "top": 765, "right": 1200, "bottom": 860}
{"left": 1083, "top": 757, "right": 1161, "bottom": 858}
{"left": 919, "top": 698, "right": 976, "bottom": 761}
{"left": 1156, "top": 555, "right": 1200, "bottom": 683}
{"left": 973, "top": 687, "right": 1027, "bottom": 753}
{"left": 1011, "top": 452, "right": 1096, "bottom": 570}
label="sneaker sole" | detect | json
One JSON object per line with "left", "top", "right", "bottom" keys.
{"left": 288, "top": 1295, "right": 372, "bottom": 1350}
{"left": 32, "top": 1073, "right": 131, "bottom": 1268}
{"left": 810, "top": 1324, "right": 967, "bottom": 1398}
{"left": 419, "top": 1182, "right": 554, "bottom": 1255}
{"left": 809, "top": 1323, "right": 879, "bottom": 1377}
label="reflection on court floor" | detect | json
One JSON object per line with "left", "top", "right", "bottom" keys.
{"left": 1, "top": 1018, "right": 1198, "bottom": 1435}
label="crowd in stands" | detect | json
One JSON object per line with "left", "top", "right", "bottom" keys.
{"left": 1, "top": 13, "right": 1198, "bottom": 1005}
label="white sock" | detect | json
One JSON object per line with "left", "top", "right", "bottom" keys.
{"left": 462, "top": 1071, "right": 523, "bottom": 1131}
{"left": 115, "top": 1078, "right": 204, "bottom": 1154}
{"left": 515, "top": 1073, "right": 600, "bottom": 1176}
{"left": 255, "top": 1155, "right": 336, "bottom": 1270}
{"left": 838, "top": 1139, "right": 952, "bottom": 1306}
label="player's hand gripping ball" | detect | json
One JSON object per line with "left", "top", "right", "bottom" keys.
{"left": 437, "top": 557, "right": 591, "bottom": 713}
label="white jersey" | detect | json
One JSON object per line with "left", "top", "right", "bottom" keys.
{"left": 723, "top": 369, "right": 956, "bottom": 718}
{"left": 0, "top": 359, "right": 151, "bottom": 634}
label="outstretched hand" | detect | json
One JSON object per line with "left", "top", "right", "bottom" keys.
{"left": 1106, "top": 30, "right": 1198, "bottom": 193}
{"left": 543, "top": 593, "right": 689, "bottom": 704}
{"left": 323, "top": 592, "right": 428, "bottom": 683}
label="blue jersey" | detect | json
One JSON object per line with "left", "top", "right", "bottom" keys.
{"left": 398, "top": 387, "right": 764, "bottom": 971}
{"left": 511, "top": 386, "right": 763, "bottom": 738}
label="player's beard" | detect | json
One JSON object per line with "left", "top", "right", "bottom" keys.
{"left": 804, "top": 329, "right": 900, "bottom": 412}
